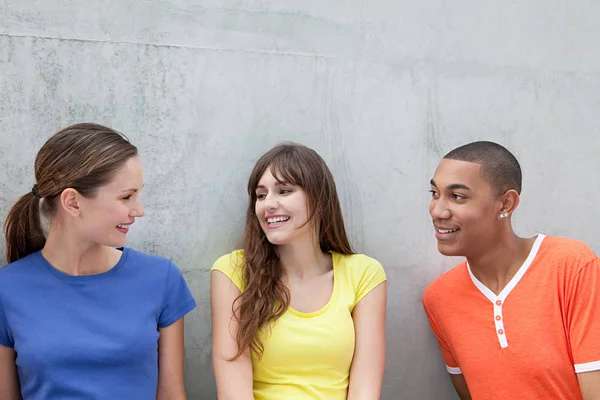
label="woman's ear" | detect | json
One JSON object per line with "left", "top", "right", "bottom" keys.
{"left": 59, "top": 188, "right": 81, "bottom": 217}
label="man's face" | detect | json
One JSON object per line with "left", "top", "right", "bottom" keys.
{"left": 429, "top": 159, "right": 501, "bottom": 258}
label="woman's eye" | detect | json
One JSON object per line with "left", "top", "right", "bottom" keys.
{"left": 451, "top": 193, "right": 465, "bottom": 200}
{"left": 280, "top": 188, "right": 293, "bottom": 194}
{"left": 122, "top": 195, "right": 132, "bottom": 200}
{"left": 256, "top": 193, "right": 266, "bottom": 200}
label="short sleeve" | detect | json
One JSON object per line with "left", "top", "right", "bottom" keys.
{"left": 158, "top": 263, "right": 197, "bottom": 328}
{"left": 211, "top": 250, "right": 245, "bottom": 292}
{"left": 423, "top": 289, "right": 461, "bottom": 374}
{"left": 568, "top": 258, "right": 600, "bottom": 373}
{"left": 0, "top": 294, "right": 14, "bottom": 348}
{"left": 353, "top": 257, "right": 387, "bottom": 306}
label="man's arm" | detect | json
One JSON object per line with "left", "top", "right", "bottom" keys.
{"left": 578, "top": 370, "right": 600, "bottom": 400}
{"left": 450, "top": 374, "right": 472, "bottom": 400}
{"left": 568, "top": 258, "right": 600, "bottom": 400}
{"left": 423, "top": 289, "right": 469, "bottom": 400}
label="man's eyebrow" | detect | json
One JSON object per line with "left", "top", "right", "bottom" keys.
{"left": 447, "top": 183, "right": 471, "bottom": 191}
{"left": 430, "top": 179, "right": 471, "bottom": 191}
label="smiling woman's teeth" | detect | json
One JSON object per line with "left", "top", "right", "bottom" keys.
{"left": 117, "top": 224, "right": 128, "bottom": 229}
{"left": 267, "top": 216, "right": 290, "bottom": 224}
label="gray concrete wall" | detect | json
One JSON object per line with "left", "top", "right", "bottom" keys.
{"left": 1, "top": 1, "right": 599, "bottom": 399}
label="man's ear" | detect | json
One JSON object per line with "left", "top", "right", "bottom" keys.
{"left": 498, "top": 189, "right": 520, "bottom": 217}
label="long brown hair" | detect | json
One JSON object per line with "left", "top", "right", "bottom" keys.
{"left": 233, "top": 142, "right": 354, "bottom": 359}
{"left": 4, "top": 123, "right": 138, "bottom": 263}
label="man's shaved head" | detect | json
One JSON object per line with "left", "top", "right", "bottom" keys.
{"left": 443, "top": 141, "right": 522, "bottom": 196}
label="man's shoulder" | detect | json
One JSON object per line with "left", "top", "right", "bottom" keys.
{"left": 543, "top": 235, "right": 596, "bottom": 255}
{"left": 423, "top": 261, "right": 470, "bottom": 306}
{"left": 540, "top": 235, "right": 598, "bottom": 271}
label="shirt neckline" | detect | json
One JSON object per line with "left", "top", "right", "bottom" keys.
{"left": 467, "top": 234, "right": 546, "bottom": 303}
{"left": 34, "top": 247, "right": 130, "bottom": 283}
{"left": 287, "top": 251, "right": 339, "bottom": 318}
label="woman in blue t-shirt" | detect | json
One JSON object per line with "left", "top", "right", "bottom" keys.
{"left": 0, "top": 123, "right": 196, "bottom": 399}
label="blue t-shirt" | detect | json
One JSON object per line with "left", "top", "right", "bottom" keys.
{"left": 0, "top": 247, "right": 197, "bottom": 400}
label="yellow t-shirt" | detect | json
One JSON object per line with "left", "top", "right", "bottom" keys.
{"left": 212, "top": 250, "right": 387, "bottom": 400}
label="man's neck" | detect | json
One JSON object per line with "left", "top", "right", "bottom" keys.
{"left": 467, "top": 233, "right": 538, "bottom": 295}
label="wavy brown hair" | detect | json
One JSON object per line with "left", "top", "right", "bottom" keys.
{"left": 4, "top": 123, "right": 138, "bottom": 263}
{"left": 232, "top": 142, "right": 354, "bottom": 359}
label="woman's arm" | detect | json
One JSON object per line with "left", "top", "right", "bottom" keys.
{"left": 210, "top": 270, "right": 254, "bottom": 400}
{"left": 157, "top": 318, "right": 187, "bottom": 400}
{"left": 347, "top": 282, "right": 387, "bottom": 400}
{"left": 0, "top": 344, "right": 21, "bottom": 400}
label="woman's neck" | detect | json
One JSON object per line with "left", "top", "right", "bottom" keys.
{"left": 277, "top": 237, "right": 331, "bottom": 281}
{"left": 42, "top": 221, "right": 122, "bottom": 276}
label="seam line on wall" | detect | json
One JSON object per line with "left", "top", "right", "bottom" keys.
{"left": 0, "top": 32, "right": 330, "bottom": 59}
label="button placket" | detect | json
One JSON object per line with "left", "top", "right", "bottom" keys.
{"left": 493, "top": 299, "right": 508, "bottom": 348}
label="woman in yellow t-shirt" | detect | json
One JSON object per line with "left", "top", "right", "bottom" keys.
{"left": 210, "top": 142, "right": 387, "bottom": 400}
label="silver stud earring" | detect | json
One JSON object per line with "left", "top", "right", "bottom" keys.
{"left": 499, "top": 212, "right": 509, "bottom": 219}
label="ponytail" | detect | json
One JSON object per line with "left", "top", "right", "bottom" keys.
{"left": 4, "top": 191, "right": 46, "bottom": 263}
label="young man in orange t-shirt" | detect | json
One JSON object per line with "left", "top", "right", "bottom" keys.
{"left": 423, "top": 141, "right": 600, "bottom": 400}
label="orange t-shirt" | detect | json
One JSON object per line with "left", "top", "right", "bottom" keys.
{"left": 423, "top": 234, "right": 600, "bottom": 400}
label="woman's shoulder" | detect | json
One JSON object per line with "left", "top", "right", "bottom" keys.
{"left": 121, "top": 248, "right": 191, "bottom": 288}
{"left": 213, "top": 249, "right": 245, "bottom": 269}
{"left": 0, "top": 252, "right": 40, "bottom": 288}
{"left": 124, "top": 247, "right": 175, "bottom": 272}
{"left": 333, "top": 252, "right": 386, "bottom": 303}
{"left": 211, "top": 249, "right": 246, "bottom": 291}
{"left": 333, "top": 252, "right": 384, "bottom": 273}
